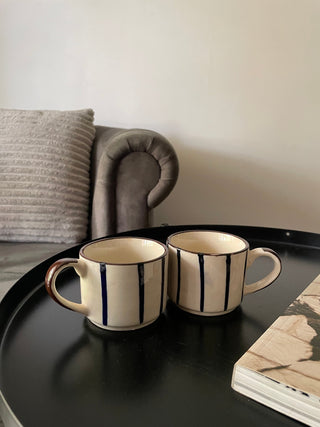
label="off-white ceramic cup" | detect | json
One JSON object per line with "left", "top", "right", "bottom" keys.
{"left": 45, "top": 237, "right": 168, "bottom": 330}
{"left": 167, "top": 230, "right": 281, "bottom": 316}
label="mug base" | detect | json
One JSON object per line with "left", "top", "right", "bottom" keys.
{"left": 87, "top": 317, "right": 158, "bottom": 331}
{"left": 176, "top": 304, "right": 237, "bottom": 317}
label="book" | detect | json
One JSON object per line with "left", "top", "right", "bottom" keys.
{"left": 231, "top": 274, "right": 320, "bottom": 427}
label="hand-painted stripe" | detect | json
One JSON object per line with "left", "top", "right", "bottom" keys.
{"left": 241, "top": 251, "right": 248, "bottom": 301}
{"left": 198, "top": 254, "right": 205, "bottom": 312}
{"left": 176, "top": 249, "right": 181, "bottom": 304}
{"left": 138, "top": 263, "right": 145, "bottom": 324}
{"left": 224, "top": 255, "right": 231, "bottom": 311}
{"left": 100, "top": 263, "right": 108, "bottom": 326}
{"left": 159, "top": 257, "right": 165, "bottom": 315}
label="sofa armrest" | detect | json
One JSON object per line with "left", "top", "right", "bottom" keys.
{"left": 90, "top": 126, "right": 179, "bottom": 239}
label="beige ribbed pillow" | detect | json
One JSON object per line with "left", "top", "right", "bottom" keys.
{"left": 0, "top": 108, "right": 96, "bottom": 243}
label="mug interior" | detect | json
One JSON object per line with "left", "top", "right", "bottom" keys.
{"left": 168, "top": 231, "right": 248, "bottom": 255}
{"left": 81, "top": 237, "right": 166, "bottom": 264}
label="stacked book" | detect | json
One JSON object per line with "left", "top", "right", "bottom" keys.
{"left": 232, "top": 275, "right": 320, "bottom": 427}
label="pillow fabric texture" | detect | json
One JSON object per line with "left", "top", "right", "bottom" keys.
{"left": 0, "top": 108, "right": 96, "bottom": 243}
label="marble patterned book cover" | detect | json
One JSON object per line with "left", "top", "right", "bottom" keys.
{"left": 232, "top": 274, "right": 320, "bottom": 426}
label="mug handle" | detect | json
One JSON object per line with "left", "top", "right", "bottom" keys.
{"left": 45, "top": 258, "right": 88, "bottom": 315}
{"left": 243, "top": 248, "right": 282, "bottom": 296}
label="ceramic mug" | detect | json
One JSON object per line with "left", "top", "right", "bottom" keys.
{"left": 167, "top": 230, "right": 282, "bottom": 316}
{"left": 45, "top": 237, "right": 168, "bottom": 330}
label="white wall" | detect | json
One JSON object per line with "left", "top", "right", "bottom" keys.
{"left": 1, "top": 0, "right": 320, "bottom": 232}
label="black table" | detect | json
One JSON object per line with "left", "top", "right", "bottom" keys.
{"left": 1, "top": 225, "right": 320, "bottom": 427}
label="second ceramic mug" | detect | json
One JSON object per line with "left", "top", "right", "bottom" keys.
{"left": 45, "top": 237, "right": 168, "bottom": 331}
{"left": 167, "top": 230, "right": 282, "bottom": 316}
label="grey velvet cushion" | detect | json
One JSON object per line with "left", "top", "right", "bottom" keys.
{"left": 0, "top": 108, "right": 96, "bottom": 243}
{"left": 90, "top": 127, "right": 180, "bottom": 237}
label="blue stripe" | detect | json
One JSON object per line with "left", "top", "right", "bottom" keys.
{"left": 100, "top": 263, "right": 108, "bottom": 325}
{"left": 224, "top": 255, "right": 231, "bottom": 311}
{"left": 176, "top": 249, "right": 181, "bottom": 304}
{"left": 198, "top": 254, "right": 205, "bottom": 312}
{"left": 138, "top": 263, "right": 144, "bottom": 324}
{"left": 159, "top": 258, "right": 165, "bottom": 315}
{"left": 241, "top": 251, "right": 248, "bottom": 301}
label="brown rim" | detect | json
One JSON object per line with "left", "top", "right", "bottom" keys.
{"left": 45, "top": 258, "right": 78, "bottom": 309}
{"left": 80, "top": 236, "right": 168, "bottom": 265}
{"left": 166, "top": 229, "right": 249, "bottom": 256}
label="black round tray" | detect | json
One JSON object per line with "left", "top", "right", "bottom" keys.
{"left": 1, "top": 225, "right": 320, "bottom": 427}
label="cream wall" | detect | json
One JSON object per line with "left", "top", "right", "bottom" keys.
{"left": 1, "top": 0, "right": 320, "bottom": 232}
